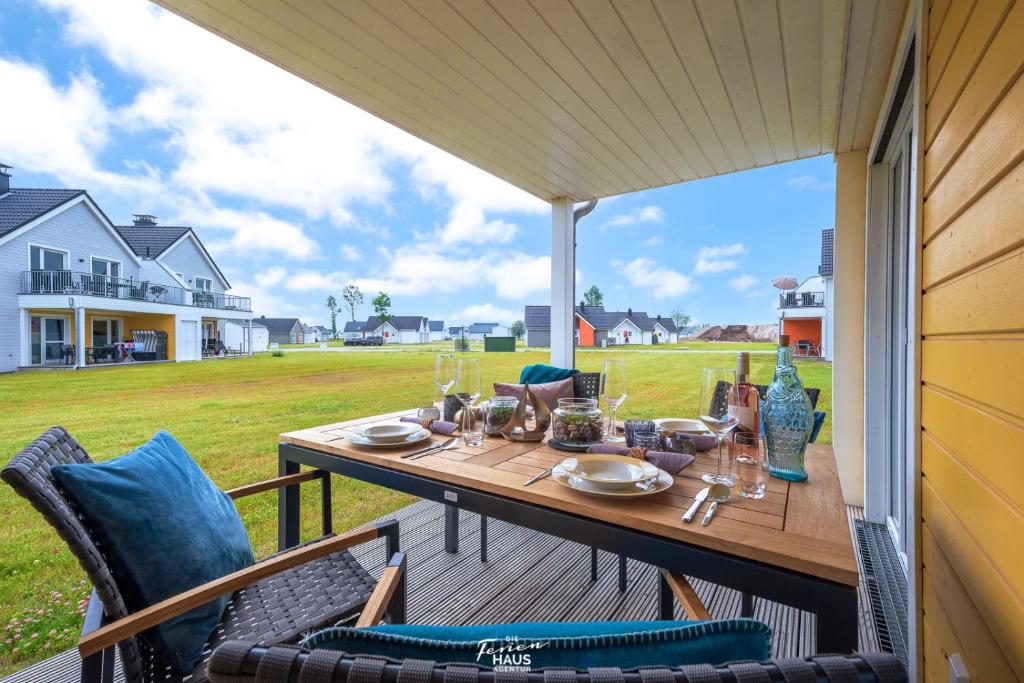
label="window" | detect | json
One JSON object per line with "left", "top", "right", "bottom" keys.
{"left": 91, "top": 258, "right": 121, "bottom": 279}
{"left": 91, "top": 318, "right": 121, "bottom": 347}
{"left": 195, "top": 277, "right": 212, "bottom": 292}
{"left": 29, "top": 245, "right": 67, "bottom": 271}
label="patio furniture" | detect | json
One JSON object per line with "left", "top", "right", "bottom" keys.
{"left": 1, "top": 427, "right": 407, "bottom": 683}
{"left": 207, "top": 642, "right": 906, "bottom": 683}
{"left": 88, "top": 345, "right": 115, "bottom": 364}
{"left": 216, "top": 340, "right": 240, "bottom": 356}
{"left": 60, "top": 343, "right": 75, "bottom": 366}
{"left": 280, "top": 412, "right": 859, "bottom": 652}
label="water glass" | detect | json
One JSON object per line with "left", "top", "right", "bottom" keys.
{"left": 632, "top": 431, "right": 660, "bottom": 450}
{"left": 623, "top": 419, "right": 655, "bottom": 447}
{"left": 455, "top": 358, "right": 483, "bottom": 447}
{"left": 730, "top": 432, "right": 766, "bottom": 499}
{"left": 417, "top": 406, "right": 441, "bottom": 422}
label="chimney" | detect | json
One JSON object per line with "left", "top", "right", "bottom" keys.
{"left": 0, "top": 164, "right": 11, "bottom": 194}
{"left": 132, "top": 214, "right": 158, "bottom": 227}
{"left": 627, "top": 307, "right": 633, "bottom": 317}
{"left": 579, "top": 300, "right": 585, "bottom": 310}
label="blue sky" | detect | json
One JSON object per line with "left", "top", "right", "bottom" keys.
{"left": 0, "top": 0, "right": 836, "bottom": 329}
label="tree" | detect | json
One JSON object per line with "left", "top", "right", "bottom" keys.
{"left": 326, "top": 295, "right": 340, "bottom": 339}
{"left": 342, "top": 284, "right": 364, "bottom": 321}
{"left": 670, "top": 308, "right": 691, "bottom": 329}
{"left": 372, "top": 291, "right": 392, "bottom": 326}
{"left": 509, "top": 320, "right": 525, "bottom": 339}
{"left": 583, "top": 285, "right": 604, "bottom": 307}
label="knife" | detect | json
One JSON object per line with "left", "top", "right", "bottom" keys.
{"left": 400, "top": 436, "right": 456, "bottom": 459}
{"left": 409, "top": 439, "right": 460, "bottom": 460}
{"left": 682, "top": 487, "right": 710, "bottom": 523}
{"left": 701, "top": 501, "right": 718, "bottom": 526}
{"left": 523, "top": 469, "right": 551, "bottom": 486}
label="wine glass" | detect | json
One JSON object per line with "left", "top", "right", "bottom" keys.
{"left": 601, "top": 359, "right": 628, "bottom": 443}
{"left": 455, "top": 358, "right": 482, "bottom": 446}
{"left": 434, "top": 353, "right": 456, "bottom": 406}
{"left": 698, "top": 367, "right": 739, "bottom": 485}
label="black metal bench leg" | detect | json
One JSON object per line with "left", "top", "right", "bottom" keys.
{"left": 444, "top": 503, "right": 459, "bottom": 553}
{"left": 590, "top": 546, "right": 598, "bottom": 581}
{"left": 618, "top": 554, "right": 627, "bottom": 592}
{"left": 741, "top": 592, "right": 754, "bottom": 617}
{"left": 657, "top": 572, "right": 675, "bottom": 620}
{"left": 480, "top": 514, "right": 488, "bottom": 562}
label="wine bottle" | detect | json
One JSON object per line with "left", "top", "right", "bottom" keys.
{"left": 727, "top": 352, "right": 760, "bottom": 464}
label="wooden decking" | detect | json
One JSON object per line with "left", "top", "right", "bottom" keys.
{"left": 2, "top": 502, "right": 879, "bottom": 683}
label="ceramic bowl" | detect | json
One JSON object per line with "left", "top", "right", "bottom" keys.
{"left": 560, "top": 454, "right": 659, "bottom": 489}
{"left": 357, "top": 423, "right": 421, "bottom": 443}
{"left": 654, "top": 418, "right": 718, "bottom": 451}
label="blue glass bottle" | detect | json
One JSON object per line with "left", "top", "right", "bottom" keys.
{"left": 763, "top": 335, "right": 812, "bottom": 481}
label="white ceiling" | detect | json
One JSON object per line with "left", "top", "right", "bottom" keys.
{"left": 155, "top": 0, "right": 907, "bottom": 201}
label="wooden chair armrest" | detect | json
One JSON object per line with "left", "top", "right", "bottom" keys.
{"left": 355, "top": 552, "right": 407, "bottom": 628}
{"left": 78, "top": 524, "right": 385, "bottom": 657}
{"left": 660, "top": 569, "right": 711, "bottom": 620}
{"left": 226, "top": 470, "right": 322, "bottom": 499}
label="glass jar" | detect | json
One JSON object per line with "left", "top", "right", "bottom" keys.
{"left": 552, "top": 398, "right": 604, "bottom": 446}
{"left": 482, "top": 395, "right": 518, "bottom": 436}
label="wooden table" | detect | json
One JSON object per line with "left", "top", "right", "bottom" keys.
{"left": 280, "top": 411, "right": 859, "bottom": 652}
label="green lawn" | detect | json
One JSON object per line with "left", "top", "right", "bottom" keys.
{"left": 0, "top": 346, "right": 830, "bottom": 673}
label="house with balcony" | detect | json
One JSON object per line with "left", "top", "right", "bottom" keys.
{"left": 775, "top": 229, "right": 835, "bottom": 360}
{"left": 0, "top": 170, "right": 254, "bottom": 371}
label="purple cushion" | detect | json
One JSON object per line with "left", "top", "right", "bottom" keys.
{"left": 493, "top": 378, "right": 574, "bottom": 411}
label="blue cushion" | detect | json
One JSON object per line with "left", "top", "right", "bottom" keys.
{"left": 519, "top": 364, "right": 578, "bottom": 385}
{"left": 52, "top": 431, "right": 254, "bottom": 673}
{"left": 809, "top": 411, "right": 827, "bottom": 443}
{"left": 302, "top": 619, "right": 770, "bottom": 668}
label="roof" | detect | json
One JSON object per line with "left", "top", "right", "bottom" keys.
{"left": 258, "top": 317, "right": 302, "bottom": 334}
{"left": 466, "top": 323, "right": 500, "bottom": 333}
{"left": 343, "top": 321, "right": 366, "bottom": 333}
{"left": 366, "top": 316, "right": 426, "bottom": 331}
{"left": 525, "top": 305, "right": 675, "bottom": 332}
{"left": 448, "top": 326, "right": 464, "bottom": 335}
{"left": 114, "top": 225, "right": 191, "bottom": 258}
{"left": 0, "top": 189, "right": 85, "bottom": 238}
{"left": 819, "top": 228, "right": 835, "bottom": 277}
{"left": 429, "top": 320, "right": 444, "bottom": 332}
{"left": 524, "top": 306, "right": 551, "bottom": 329}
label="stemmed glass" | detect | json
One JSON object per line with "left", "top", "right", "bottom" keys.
{"left": 601, "top": 359, "right": 628, "bottom": 443}
{"left": 434, "top": 353, "right": 456, "bottom": 406}
{"left": 698, "top": 367, "right": 739, "bottom": 485}
{"left": 455, "top": 358, "right": 482, "bottom": 446}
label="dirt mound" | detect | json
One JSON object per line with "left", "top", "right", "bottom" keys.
{"left": 691, "top": 324, "right": 777, "bottom": 342}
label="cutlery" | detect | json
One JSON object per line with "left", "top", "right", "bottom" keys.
{"left": 401, "top": 437, "right": 456, "bottom": 459}
{"left": 682, "top": 486, "right": 709, "bottom": 523}
{"left": 701, "top": 483, "right": 732, "bottom": 527}
{"left": 701, "top": 501, "right": 719, "bottom": 526}
{"left": 523, "top": 469, "right": 551, "bottom": 486}
{"left": 409, "top": 439, "right": 460, "bottom": 460}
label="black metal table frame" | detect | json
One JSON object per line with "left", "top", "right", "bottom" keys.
{"left": 278, "top": 442, "right": 857, "bottom": 652}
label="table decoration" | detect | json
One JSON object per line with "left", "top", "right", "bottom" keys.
{"left": 500, "top": 385, "right": 550, "bottom": 442}
{"left": 588, "top": 443, "right": 693, "bottom": 475}
{"left": 551, "top": 397, "right": 603, "bottom": 446}
{"left": 400, "top": 415, "right": 458, "bottom": 435}
{"left": 481, "top": 396, "right": 517, "bottom": 436}
{"left": 443, "top": 394, "right": 466, "bottom": 422}
{"left": 417, "top": 406, "right": 441, "bottom": 421}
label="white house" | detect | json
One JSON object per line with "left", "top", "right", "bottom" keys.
{"left": 428, "top": 320, "right": 445, "bottom": 341}
{"left": 0, "top": 170, "right": 253, "bottom": 371}
{"left": 301, "top": 324, "right": 319, "bottom": 344}
{"left": 342, "top": 320, "right": 365, "bottom": 340}
{"left": 464, "top": 322, "right": 508, "bottom": 341}
{"left": 775, "top": 229, "right": 834, "bottom": 360}
{"left": 364, "top": 315, "right": 429, "bottom": 344}
{"left": 222, "top": 319, "right": 268, "bottom": 353}
{"left": 524, "top": 305, "right": 677, "bottom": 347}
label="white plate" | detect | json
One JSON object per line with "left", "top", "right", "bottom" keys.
{"left": 560, "top": 455, "right": 660, "bottom": 489}
{"left": 345, "top": 428, "right": 431, "bottom": 448}
{"left": 653, "top": 417, "right": 711, "bottom": 434}
{"left": 354, "top": 422, "right": 421, "bottom": 443}
{"left": 552, "top": 460, "right": 673, "bottom": 498}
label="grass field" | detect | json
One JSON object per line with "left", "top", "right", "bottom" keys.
{"left": 0, "top": 345, "right": 830, "bottom": 673}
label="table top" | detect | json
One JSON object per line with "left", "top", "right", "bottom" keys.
{"left": 282, "top": 411, "right": 858, "bottom": 586}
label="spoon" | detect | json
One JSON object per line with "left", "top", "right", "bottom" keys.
{"left": 701, "top": 483, "right": 732, "bottom": 526}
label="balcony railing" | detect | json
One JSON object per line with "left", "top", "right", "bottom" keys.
{"left": 779, "top": 291, "right": 825, "bottom": 308}
{"left": 20, "top": 271, "right": 252, "bottom": 312}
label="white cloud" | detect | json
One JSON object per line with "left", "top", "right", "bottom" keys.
{"left": 695, "top": 243, "right": 747, "bottom": 274}
{"left": 786, "top": 174, "right": 834, "bottom": 191}
{"left": 619, "top": 257, "right": 695, "bottom": 298}
{"left": 728, "top": 274, "right": 758, "bottom": 291}
{"left": 601, "top": 205, "right": 665, "bottom": 229}
{"left": 642, "top": 235, "right": 664, "bottom": 247}
{"left": 285, "top": 270, "right": 350, "bottom": 292}
{"left": 340, "top": 245, "right": 363, "bottom": 261}
{"left": 447, "top": 303, "right": 520, "bottom": 326}
{"left": 182, "top": 205, "right": 319, "bottom": 259}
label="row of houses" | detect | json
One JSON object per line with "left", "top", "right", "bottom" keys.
{"left": 341, "top": 318, "right": 511, "bottom": 344}
{"left": 524, "top": 304, "right": 679, "bottom": 347}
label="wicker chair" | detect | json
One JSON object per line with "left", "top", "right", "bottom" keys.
{"left": 1, "top": 427, "right": 407, "bottom": 683}
{"left": 207, "top": 642, "right": 907, "bottom": 683}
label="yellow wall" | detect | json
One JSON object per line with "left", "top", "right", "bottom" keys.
{"left": 921, "top": 0, "right": 1024, "bottom": 679}
{"left": 121, "top": 313, "right": 176, "bottom": 361}
{"left": 833, "top": 149, "right": 868, "bottom": 507}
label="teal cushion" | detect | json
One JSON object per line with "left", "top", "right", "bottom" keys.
{"left": 519, "top": 364, "right": 578, "bottom": 385}
{"left": 52, "top": 431, "right": 254, "bottom": 673}
{"left": 302, "top": 619, "right": 770, "bottom": 668}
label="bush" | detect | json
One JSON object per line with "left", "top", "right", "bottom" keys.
{"left": 271, "top": 350, "right": 284, "bottom": 357}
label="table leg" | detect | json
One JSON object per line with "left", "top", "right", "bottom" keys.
{"left": 480, "top": 514, "right": 488, "bottom": 562}
{"left": 444, "top": 503, "right": 459, "bottom": 553}
{"left": 590, "top": 547, "right": 598, "bottom": 581}
{"left": 815, "top": 585, "right": 859, "bottom": 653}
{"left": 657, "top": 572, "right": 674, "bottom": 620}
{"left": 277, "top": 445, "right": 300, "bottom": 551}
{"left": 741, "top": 592, "right": 754, "bottom": 618}
{"left": 618, "top": 554, "right": 628, "bottom": 592}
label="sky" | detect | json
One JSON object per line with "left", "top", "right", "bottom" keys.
{"left": 0, "top": 0, "right": 836, "bottom": 329}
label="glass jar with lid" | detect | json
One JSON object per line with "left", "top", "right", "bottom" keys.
{"left": 552, "top": 397, "right": 604, "bottom": 446}
{"left": 482, "top": 395, "right": 518, "bottom": 436}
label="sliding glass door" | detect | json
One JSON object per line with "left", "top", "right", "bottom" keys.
{"left": 29, "top": 316, "right": 68, "bottom": 365}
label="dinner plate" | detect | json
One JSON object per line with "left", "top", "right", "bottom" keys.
{"left": 354, "top": 422, "right": 421, "bottom": 444}
{"left": 560, "top": 454, "right": 659, "bottom": 489}
{"left": 653, "top": 417, "right": 710, "bottom": 433}
{"left": 551, "top": 460, "right": 673, "bottom": 498}
{"left": 345, "top": 428, "right": 431, "bottom": 448}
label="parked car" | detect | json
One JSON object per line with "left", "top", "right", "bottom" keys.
{"left": 365, "top": 336, "right": 384, "bottom": 346}
{"left": 343, "top": 338, "right": 363, "bottom": 346}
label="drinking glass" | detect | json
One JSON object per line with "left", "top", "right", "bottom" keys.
{"left": 435, "top": 353, "right": 456, "bottom": 405}
{"left": 698, "top": 367, "right": 739, "bottom": 485}
{"left": 601, "top": 359, "right": 628, "bottom": 443}
{"left": 730, "top": 432, "right": 766, "bottom": 498}
{"left": 632, "top": 432, "right": 660, "bottom": 450}
{"left": 455, "top": 358, "right": 483, "bottom": 446}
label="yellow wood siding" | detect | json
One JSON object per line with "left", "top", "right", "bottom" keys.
{"left": 923, "top": 1, "right": 1024, "bottom": 678}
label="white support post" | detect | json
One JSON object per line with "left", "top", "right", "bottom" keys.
{"left": 247, "top": 319, "right": 253, "bottom": 356}
{"left": 19, "top": 308, "right": 30, "bottom": 367}
{"left": 550, "top": 197, "right": 575, "bottom": 369}
{"left": 75, "top": 304, "right": 86, "bottom": 368}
